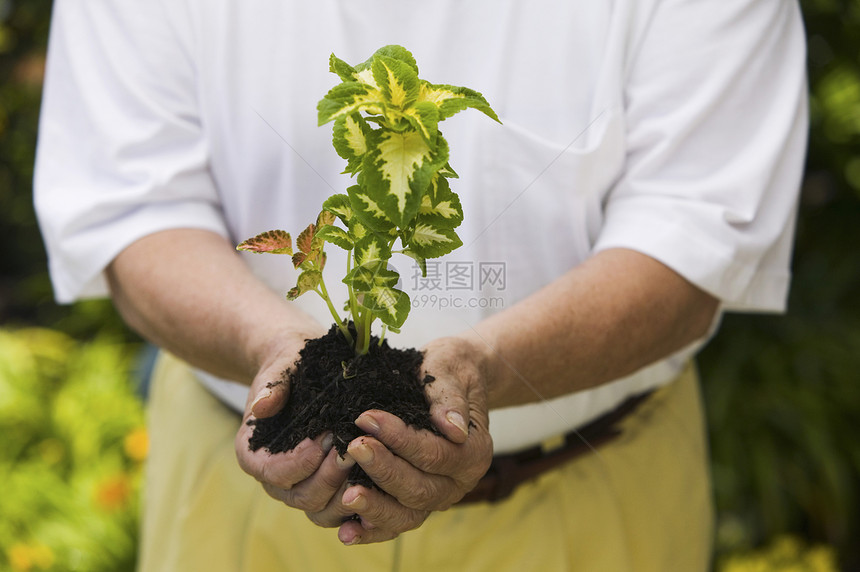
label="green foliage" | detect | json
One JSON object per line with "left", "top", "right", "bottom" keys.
{"left": 699, "top": 3, "right": 860, "bottom": 569}
{"left": 0, "top": 328, "right": 145, "bottom": 572}
{"left": 239, "top": 45, "right": 498, "bottom": 354}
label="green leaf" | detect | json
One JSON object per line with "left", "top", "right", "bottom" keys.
{"left": 364, "top": 45, "right": 419, "bottom": 75}
{"left": 359, "top": 286, "right": 410, "bottom": 329}
{"left": 353, "top": 233, "right": 392, "bottom": 267}
{"left": 343, "top": 261, "right": 400, "bottom": 291}
{"left": 236, "top": 230, "right": 293, "bottom": 254}
{"left": 418, "top": 81, "right": 500, "bottom": 123}
{"left": 405, "top": 221, "right": 463, "bottom": 259}
{"left": 318, "top": 82, "right": 384, "bottom": 126}
{"left": 322, "top": 194, "right": 353, "bottom": 224}
{"left": 401, "top": 248, "right": 427, "bottom": 277}
{"left": 286, "top": 270, "right": 322, "bottom": 300}
{"left": 329, "top": 53, "right": 357, "bottom": 82}
{"left": 347, "top": 184, "right": 395, "bottom": 234}
{"left": 438, "top": 161, "right": 459, "bottom": 179}
{"left": 401, "top": 101, "right": 440, "bottom": 147}
{"left": 332, "top": 114, "right": 373, "bottom": 175}
{"left": 316, "top": 210, "right": 336, "bottom": 229}
{"left": 349, "top": 217, "right": 369, "bottom": 240}
{"left": 372, "top": 55, "right": 420, "bottom": 110}
{"left": 360, "top": 130, "right": 449, "bottom": 228}
{"left": 315, "top": 224, "right": 354, "bottom": 250}
{"left": 419, "top": 177, "right": 463, "bottom": 229}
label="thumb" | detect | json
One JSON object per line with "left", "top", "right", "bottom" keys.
{"left": 248, "top": 378, "right": 289, "bottom": 419}
{"left": 421, "top": 340, "right": 489, "bottom": 444}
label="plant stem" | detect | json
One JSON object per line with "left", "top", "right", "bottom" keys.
{"left": 354, "top": 308, "right": 373, "bottom": 355}
{"left": 347, "top": 251, "right": 360, "bottom": 327}
{"left": 316, "top": 274, "right": 353, "bottom": 346}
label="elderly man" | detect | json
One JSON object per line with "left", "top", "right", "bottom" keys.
{"left": 35, "top": 1, "right": 807, "bottom": 570}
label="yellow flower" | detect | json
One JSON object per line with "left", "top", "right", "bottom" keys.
{"left": 123, "top": 426, "right": 149, "bottom": 462}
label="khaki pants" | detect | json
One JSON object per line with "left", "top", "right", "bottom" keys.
{"left": 140, "top": 353, "right": 713, "bottom": 571}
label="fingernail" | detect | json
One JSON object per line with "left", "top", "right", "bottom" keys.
{"left": 349, "top": 441, "right": 374, "bottom": 464}
{"left": 446, "top": 411, "right": 469, "bottom": 438}
{"left": 343, "top": 488, "right": 366, "bottom": 510}
{"left": 250, "top": 388, "right": 272, "bottom": 416}
{"left": 343, "top": 534, "right": 361, "bottom": 546}
{"left": 321, "top": 432, "right": 334, "bottom": 452}
{"left": 355, "top": 413, "right": 380, "bottom": 434}
{"left": 336, "top": 453, "right": 356, "bottom": 470}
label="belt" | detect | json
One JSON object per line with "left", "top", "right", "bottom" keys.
{"left": 456, "top": 390, "right": 654, "bottom": 505}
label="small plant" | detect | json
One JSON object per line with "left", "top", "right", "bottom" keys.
{"left": 238, "top": 45, "right": 498, "bottom": 354}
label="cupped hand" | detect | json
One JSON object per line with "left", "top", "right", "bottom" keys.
{"left": 335, "top": 335, "right": 494, "bottom": 545}
{"left": 235, "top": 330, "right": 354, "bottom": 514}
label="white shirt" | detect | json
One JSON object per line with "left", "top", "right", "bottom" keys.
{"left": 35, "top": 0, "right": 808, "bottom": 453}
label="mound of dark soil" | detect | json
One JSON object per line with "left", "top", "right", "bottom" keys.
{"left": 248, "top": 324, "right": 435, "bottom": 487}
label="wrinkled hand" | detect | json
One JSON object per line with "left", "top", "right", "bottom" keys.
{"left": 235, "top": 333, "right": 494, "bottom": 545}
{"left": 333, "top": 335, "right": 494, "bottom": 545}
{"left": 235, "top": 331, "right": 354, "bottom": 517}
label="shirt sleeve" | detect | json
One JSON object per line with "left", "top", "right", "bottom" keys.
{"left": 34, "top": 0, "right": 227, "bottom": 303}
{"left": 593, "top": 0, "right": 808, "bottom": 312}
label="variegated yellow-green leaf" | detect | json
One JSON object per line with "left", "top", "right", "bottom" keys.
{"left": 349, "top": 217, "right": 368, "bottom": 241}
{"left": 401, "top": 248, "right": 427, "bottom": 277}
{"left": 343, "top": 261, "right": 400, "bottom": 292}
{"left": 329, "top": 53, "right": 357, "bottom": 82}
{"left": 353, "top": 233, "right": 392, "bottom": 267}
{"left": 236, "top": 230, "right": 293, "bottom": 254}
{"left": 347, "top": 184, "right": 394, "bottom": 234}
{"left": 315, "top": 224, "right": 353, "bottom": 250}
{"left": 401, "top": 101, "right": 440, "bottom": 147}
{"left": 406, "top": 221, "right": 463, "bottom": 259}
{"left": 333, "top": 113, "right": 373, "bottom": 174}
{"left": 318, "top": 82, "right": 384, "bottom": 126}
{"left": 286, "top": 270, "right": 322, "bottom": 301}
{"left": 316, "top": 210, "right": 336, "bottom": 229}
{"left": 359, "top": 45, "right": 419, "bottom": 75}
{"left": 418, "top": 81, "right": 500, "bottom": 123}
{"left": 438, "top": 161, "right": 459, "bottom": 179}
{"left": 323, "top": 194, "right": 353, "bottom": 224}
{"left": 372, "top": 55, "right": 419, "bottom": 110}
{"left": 419, "top": 176, "right": 463, "bottom": 229}
{"left": 361, "top": 130, "right": 449, "bottom": 228}
{"left": 359, "top": 286, "right": 410, "bottom": 328}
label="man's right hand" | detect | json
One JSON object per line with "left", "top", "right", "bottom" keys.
{"left": 234, "top": 336, "right": 356, "bottom": 515}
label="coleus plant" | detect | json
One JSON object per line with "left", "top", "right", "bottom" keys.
{"left": 238, "top": 45, "right": 499, "bottom": 355}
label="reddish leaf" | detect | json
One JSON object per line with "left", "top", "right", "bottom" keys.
{"left": 236, "top": 230, "right": 292, "bottom": 254}
{"left": 292, "top": 252, "right": 307, "bottom": 269}
{"left": 296, "top": 224, "right": 316, "bottom": 254}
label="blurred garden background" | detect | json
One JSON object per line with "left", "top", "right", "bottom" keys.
{"left": 1, "top": 1, "right": 858, "bottom": 570}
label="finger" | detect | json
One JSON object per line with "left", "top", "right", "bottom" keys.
{"left": 235, "top": 431, "right": 328, "bottom": 490}
{"left": 347, "top": 435, "right": 458, "bottom": 511}
{"left": 261, "top": 445, "right": 354, "bottom": 514}
{"left": 354, "top": 411, "right": 491, "bottom": 483}
{"left": 420, "top": 348, "right": 490, "bottom": 444}
{"left": 337, "top": 485, "right": 429, "bottom": 545}
{"left": 423, "top": 375, "right": 472, "bottom": 444}
{"left": 247, "top": 378, "right": 289, "bottom": 419}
